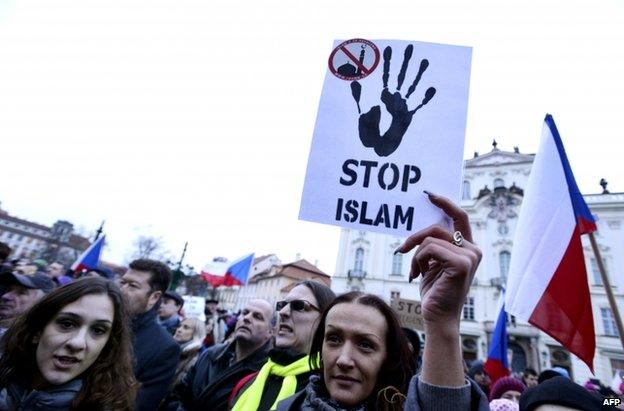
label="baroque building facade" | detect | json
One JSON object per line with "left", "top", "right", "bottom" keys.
{"left": 332, "top": 144, "right": 624, "bottom": 385}
{"left": 0, "top": 201, "right": 90, "bottom": 266}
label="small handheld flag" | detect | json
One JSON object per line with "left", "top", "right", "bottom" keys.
{"left": 70, "top": 235, "right": 106, "bottom": 274}
{"left": 201, "top": 253, "right": 254, "bottom": 288}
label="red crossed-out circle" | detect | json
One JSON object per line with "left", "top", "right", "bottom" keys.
{"left": 328, "top": 38, "right": 381, "bottom": 81}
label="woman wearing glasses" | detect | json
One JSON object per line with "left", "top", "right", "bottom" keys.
{"left": 229, "top": 280, "right": 335, "bottom": 411}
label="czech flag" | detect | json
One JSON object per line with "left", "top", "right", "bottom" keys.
{"left": 70, "top": 235, "right": 106, "bottom": 274}
{"left": 485, "top": 295, "right": 510, "bottom": 384}
{"left": 201, "top": 253, "right": 254, "bottom": 288}
{"left": 506, "top": 114, "right": 596, "bottom": 371}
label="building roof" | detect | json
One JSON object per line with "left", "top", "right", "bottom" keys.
{"left": 282, "top": 259, "right": 329, "bottom": 277}
{"left": 0, "top": 213, "right": 50, "bottom": 231}
{"left": 465, "top": 147, "right": 535, "bottom": 169}
{"left": 253, "top": 254, "right": 273, "bottom": 265}
{"left": 249, "top": 258, "right": 331, "bottom": 286}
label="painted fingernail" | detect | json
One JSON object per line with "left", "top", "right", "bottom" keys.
{"left": 394, "top": 245, "right": 403, "bottom": 254}
{"left": 423, "top": 190, "right": 436, "bottom": 198}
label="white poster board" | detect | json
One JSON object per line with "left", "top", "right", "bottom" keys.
{"left": 299, "top": 38, "right": 472, "bottom": 236}
{"left": 182, "top": 295, "right": 206, "bottom": 322}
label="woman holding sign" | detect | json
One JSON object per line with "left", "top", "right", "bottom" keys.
{"left": 400, "top": 191, "right": 488, "bottom": 411}
{"left": 277, "top": 192, "right": 488, "bottom": 410}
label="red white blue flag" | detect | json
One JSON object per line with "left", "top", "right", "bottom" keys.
{"left": 506, "top": 114, "right": 596, "bottom": 370}
{"left": 70, "top": 235, "right": 106, "bottom": 274}
{"left": 201, "top": 253, "right": 254, "bottom": 288}
{"left": 485, "top": 294, "right": 510, "bottom": 383}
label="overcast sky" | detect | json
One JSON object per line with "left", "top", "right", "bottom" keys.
{"left": 1, "top": 0, "right": 622, "bottom": 274}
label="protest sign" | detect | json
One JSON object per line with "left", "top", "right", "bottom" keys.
{"left": 299, "top": 38, "right": 472, "bottom": 236}
{"left": 391, "top": 297, "right": 424, "bottom": 331}
{"left": 182, "top": 295, "right": 206, "bottom": 322}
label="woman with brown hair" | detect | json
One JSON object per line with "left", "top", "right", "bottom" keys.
{"left": 0, "top": 277, "right": 138, "bottom": 410}
{"left": 276, "top": 292, "right": 414, "bottom": 410}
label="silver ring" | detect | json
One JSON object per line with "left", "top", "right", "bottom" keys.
{"left": 452, "top": 231, "right": 464, "bottom": 247}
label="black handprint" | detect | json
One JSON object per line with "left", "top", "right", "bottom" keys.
{"left": 350, "top": 45, "right": 436, "bottom": 157}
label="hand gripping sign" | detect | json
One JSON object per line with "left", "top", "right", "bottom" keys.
{"left": 299, "top": 39, "right": 472, "bottom": 236}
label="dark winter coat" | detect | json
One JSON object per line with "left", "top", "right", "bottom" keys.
{"left": 170, "top": 339, "right": 271, "bottom": 411}
{"left": 132, "top": 306, "right": 181, "bottom": 411}
{"left": 0, "top": 378, "right": 82, "bottom": 410}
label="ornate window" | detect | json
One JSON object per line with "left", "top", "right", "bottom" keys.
{"left": 494, "top": 178, "right": 505, "bottom": 189}
{"left": 590, "top": 258, "right": 609, "bottom": 285}
{"left": 499, "top": 251, "right": 511, "bottom": 283}
{"left": 462, "top": 180, "right": 471, "bottom": 200}
{"left": 602, "top": 308, "right": 619, "bottom": 337}
{"left": 463, "top": 297, "right": 475, "bottom": 320}
{"left": 498, "top": 223, "right": 509, "bottom": 236}
{"left": 354, "top": 248, "right": 364, "bottom": 271}
{"left": 391, "top": 253, "right": 403, "bottom": 275}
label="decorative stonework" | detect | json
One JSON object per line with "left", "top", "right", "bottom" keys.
{"left": 487, "top": 191, "right": 519, "bottom": 222}
{"left": 492, "top": 239, "right": 513, "bottom": 247}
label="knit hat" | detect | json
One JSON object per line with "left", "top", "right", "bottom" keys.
{"left": 489, "top": 398, "right": 519, "bottom": 411}
{"left": 489, "top": 376, "right": 526, "bottom": 401}
{"left": 520, "top": 376, "right": 605, "bottom": 411}
{"left": 537, "top": 369, "right": 561, "bottom": 384}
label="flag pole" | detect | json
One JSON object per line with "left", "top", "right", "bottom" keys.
{"left": 588, "top": 232, "right": 624, "bottom": 351}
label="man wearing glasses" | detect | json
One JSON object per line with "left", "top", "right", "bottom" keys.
{"left": 168, "top": 299, "right": 274, "bottom": 410}
{"left": 229, "top": 280, "right": 335, "bottom": 411}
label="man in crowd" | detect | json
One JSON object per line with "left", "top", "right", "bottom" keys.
{"left": 467, "top": 361, "right": 491, "bottom": 397}
{"left": 0, "top": 271, "right": 54, "bottom": 337}
{"left": 46, "top": 261, "right": 72, "bottom": 285}
{"left": 171, "top": 298, "right": 274, "bottom": 410}
{"left": 205, "top": 297, "right": 226, "bottom": 345}
{"left": 522, "top": 367, "right": 539, "bottom": 388}
{"left": 119, "top": 259, "right": 181, "bottom": 411}
{"left": 158, "top": 290, "right": 184, "bottom": 335}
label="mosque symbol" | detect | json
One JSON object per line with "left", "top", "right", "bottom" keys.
{"left": 336, "top": 45, "right": 367, "bottom": 78}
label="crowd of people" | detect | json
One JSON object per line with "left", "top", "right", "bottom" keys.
{"left": 0, "top": 194, "right": 622, "bottom": 410}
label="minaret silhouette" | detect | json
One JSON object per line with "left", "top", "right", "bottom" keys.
{"left": 355, "top": 47, "right": 366, "bottom": 76}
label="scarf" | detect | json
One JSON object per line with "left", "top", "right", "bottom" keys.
{"left": 232, "top": 354, "right": 313, "bottom": 411}
{"left": 301, "top": 375, "right": 367, "bottom": 411}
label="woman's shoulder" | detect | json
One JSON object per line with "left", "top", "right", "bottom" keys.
{"left": 0, "top": 379, "right": 82, "bottom": 411}
{"left": 275, "top": 388, "right": 307, "bottom": 411}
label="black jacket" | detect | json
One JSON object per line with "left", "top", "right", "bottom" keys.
{"left": 132, "top": 306, "right": 181, "bottom": 411}
{"left": 0, "top": 379, "right": 82, "bottom": 411}
{"left": 171, "top": 339, "right": 271, "bottom": 411}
